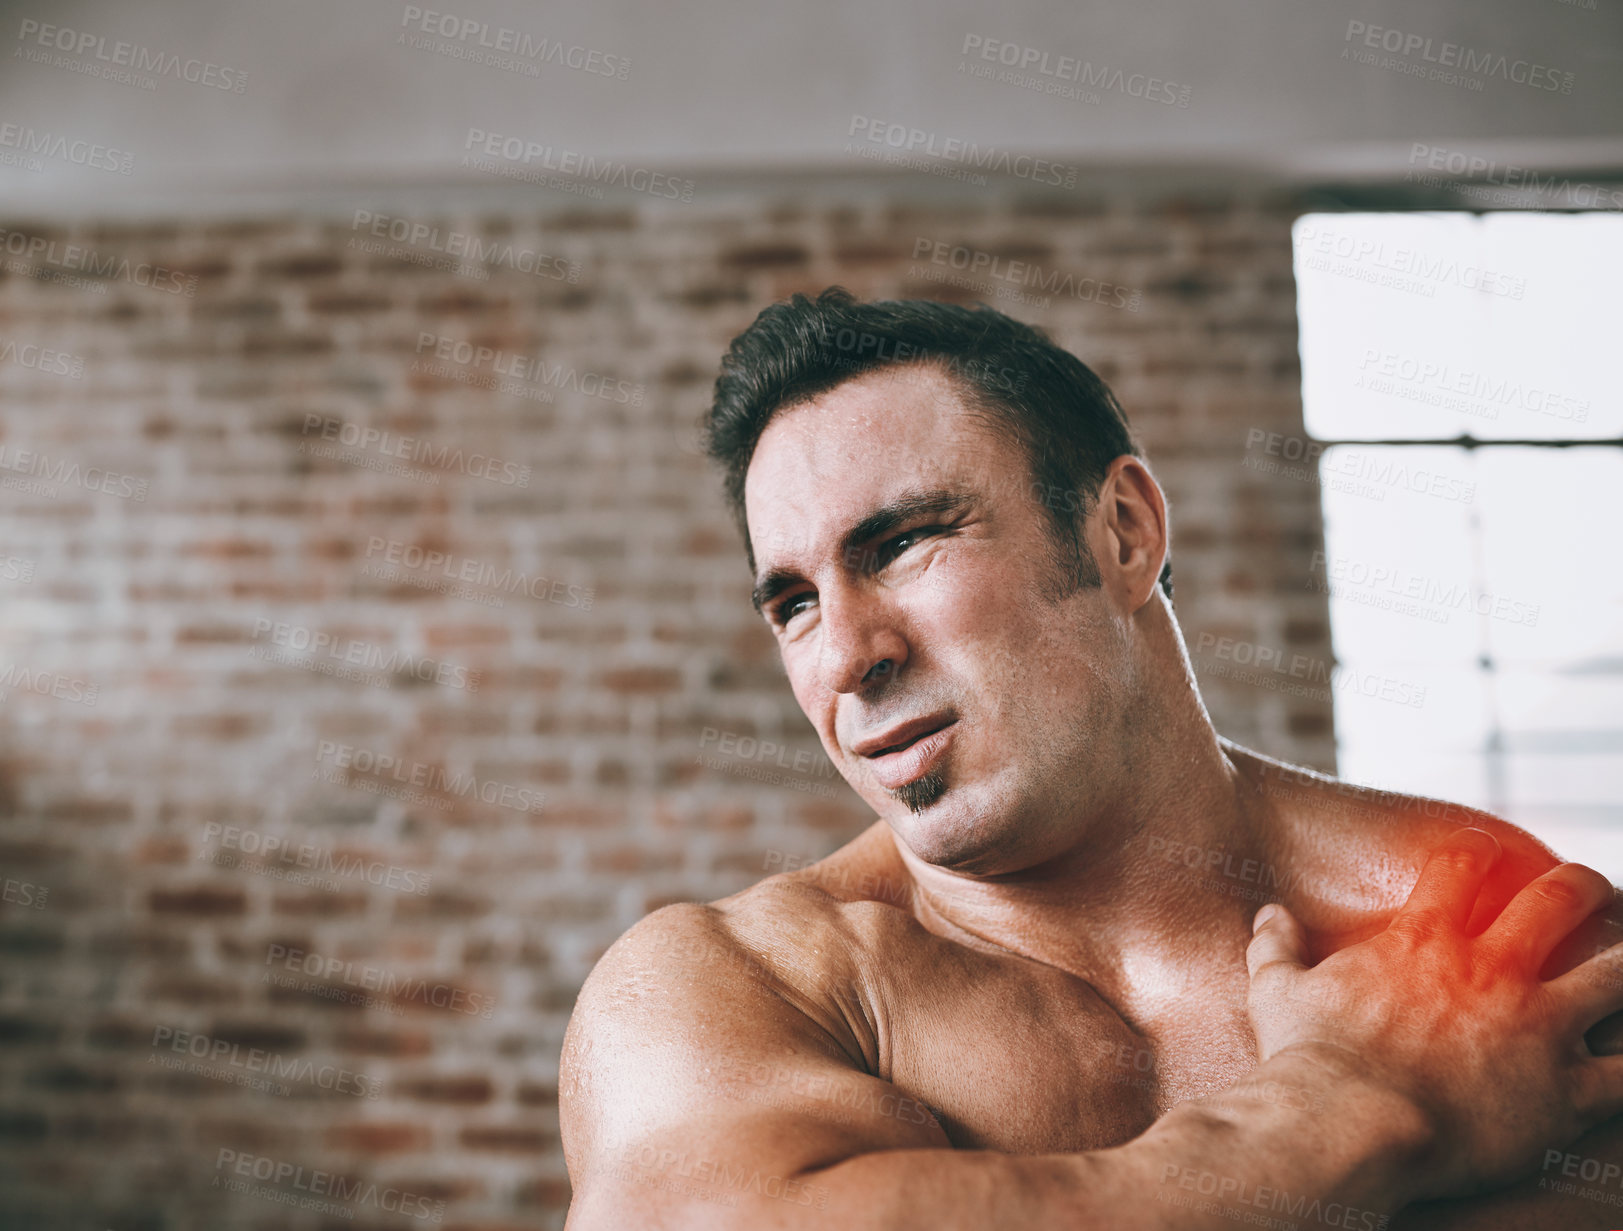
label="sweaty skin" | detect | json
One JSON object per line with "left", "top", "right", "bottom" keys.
{"left": 562, "top": 362, "right": 1623, "bottom": 1229}
{"left": 740, "top": 776, "right": 1623, "bottom": 1216}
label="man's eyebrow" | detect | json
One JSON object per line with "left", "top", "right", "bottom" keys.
{"left": 750, "top": 487, "right": 976, "bottom": 615}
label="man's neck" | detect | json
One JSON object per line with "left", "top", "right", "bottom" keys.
{"left": 889, "top": 731, "right": 1276, "bottom": 1001}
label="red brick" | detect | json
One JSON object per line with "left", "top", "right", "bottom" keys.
{"left": 719, "top": 242, "right": 810, "bottom": 269}
{"left": 333, "top": 1027, "right": 435, "bottom": 1058}
{"left": 326, "top": 1121, "right": 431, "bottom": 1153}
{"left": 397, "top": 1074, "right": 494, "bottom": 1104}
{"left": 598, "top": 666, "right": 682, "bottom": 694}
{"left": 459, "top": 1124, "right": 553, "bottom": 1152}
{"left": 0, "top": 194, "right": 1336, "bottom": 1231}
{"left": 260, "top": 253, "right": 343, "bottom": 278}
{"left": 148, "top": 887, "right": 247, "bottom": 916}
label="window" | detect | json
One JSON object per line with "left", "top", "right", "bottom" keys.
{"left": 1293, "top": 211, "right": 1623, "bottom": 874}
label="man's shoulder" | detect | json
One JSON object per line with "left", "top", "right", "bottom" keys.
{"left": 1237, "top": 746, "right": 1578, "bottom": 944}
{"left": 765, "top": 820, "right": 919, "bottom": 914}
{"left": 577, "top": 829, "right": 910, "bottom": 1024}
{"left": 1245, "top": 749, "right": 1559, "bottom": 875}
{"left": 1242, "top": 747, "right": 1623, "bottom": 1051}
{"left": 583, "top": 879, "right": 852, "bottom": 1001}
{"left": 559, "top": 857, "right": 894, "bottom": 1188}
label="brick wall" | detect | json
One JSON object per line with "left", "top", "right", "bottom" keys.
{"left": 0, "top": 179, "right": 1333, "bottom": 1229}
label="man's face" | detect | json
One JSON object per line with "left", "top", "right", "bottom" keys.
{"left": 743, "top": 363, "right": 1139, "bottom": 875}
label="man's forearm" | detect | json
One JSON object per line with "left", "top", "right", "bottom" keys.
{"left": 580, "top": 1050, "right": 1433, "bottom": 1231}
{"left": 1391, "top": 1115, "right": 1623, "bottom": 1231}
{"left": 1093, "top": 1048, "right": 1432, "bottom": 1228}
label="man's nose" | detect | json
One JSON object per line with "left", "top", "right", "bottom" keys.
{"left": 817, "top": 588, "right": 907, "bottom": 694}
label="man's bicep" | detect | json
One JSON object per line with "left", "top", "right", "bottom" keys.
{"left": 560, "top": 903, "right": 949, "bottom": 1228}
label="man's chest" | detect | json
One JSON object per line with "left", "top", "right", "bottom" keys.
{"left": 866, "top": 936, "right": 1261, "bottom": 1153}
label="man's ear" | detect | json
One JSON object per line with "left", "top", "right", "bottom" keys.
{"left": 1091, "top": 455, "right": 1168, "bottom": 612}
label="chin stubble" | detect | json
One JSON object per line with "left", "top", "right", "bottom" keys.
{"left": 890, "top": 769, "right": 947, "bottom": 814}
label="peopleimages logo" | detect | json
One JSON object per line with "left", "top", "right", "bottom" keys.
{"left": 0, "top": 556, "right": 37, "bottom": 584}
{"left": 911, "top": 237, "right": 1142, "bottom": 311}
{"left": 15, "top": 18, "right": 249, "bottom": 92}
{"left": 1143, "top": 836, "right": 1315, "bottom": 898}
{"left": 1342, "top": 19, "right": 1574, "bottom": 94}
{"left": 1240, "top": 428, "right": 1475, "bottom": 506}
{"left": 263, "top": 943, "right": 496, "bottom": 1019}
{"left": 846, "top": 115, "right": 1079, "bottom": 188}
{"left": 959, "top": 34, "right": 1192, "bottom": 108}
{"left": 214, "top": 1148, "right": 445, "bottom": 1222}
{"left": 1194, "top": 632, "right": 1427, "bottom": 709}
{"left": 249, "top": 618, "right": 481, "bottom": 692}
{"left": 0, "top": 445, "right": 148, "bottom": 501}
{"left": 1310, "top": 550, "right": 1541, "bottom": 629}
{"left": 1294, "top": 222, "right": 1526, "bottom": 299}
{"left": 201, "top": 820, "right": 435, "bottom": 894}
{"left": 315, "top": 739, "right": 547, "bottom": 815}
{"left": 0, "top": 336, "right": 86, "bottom": 378}
{"left": 1157, "top": 1164, "right": 1390, "bottom": 1230}
{"left": 151, "top": 1026, "right": 382, "bottom": 1098}
{"left": 2, "top": 877, "right": 48, "bottom": 909}
{"left": 813, "top": 320, "right": 1027, "bottom": 396}
{"left": 398, "top": 5, "right": 629, "bottom": 80}
{"left": 300, "top": 413, "right": 530, "bottom": 485}
{"left": 363, "top": 536, "right": 594, "bottom": 610}
{"left": 462, "top": 128, "right": 695, "bottom": 200}
{"left": 1539, "top": 1147, "right": 1623, "bottom": 1208}
{"left": 1354, "top": 347, "right": 1590, "bottom": 425}
{"left": 1405, "top": 144, "right": 1623, "bottom": 209}
{"left": 0, "top": 663, "right": 98, "bottom": 706}
{"left": 413, "top": 332, "right": 644, "bottom": 404}
{"left": 0, "top": 226, "right": 199, "bottom": 296}
{"left": 349, "top": 210, "right": 580, "bottom": 281}
{"left": 0, "top": 120, "right": 133, "bottom": 173}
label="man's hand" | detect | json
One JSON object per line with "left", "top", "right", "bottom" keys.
{"left": 1247, "top": 826, "right": 1623, "bottom": 1203}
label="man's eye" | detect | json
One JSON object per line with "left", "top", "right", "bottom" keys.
{"left": 874, "top": 526, "right": 939, "bottom": 567}
{"left": 774, "top": 593, "right": 814, "bottom": 624}
{"left": 884, "top": 532, "right": 920, "bottom": 558}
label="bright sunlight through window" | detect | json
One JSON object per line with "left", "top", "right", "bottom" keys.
{"left": 1293, "top": 211, "right": 1623, "bottom": 876}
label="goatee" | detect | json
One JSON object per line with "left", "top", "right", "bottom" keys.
{"left": 891, "top": 770, "right": 947, "bottom": 814}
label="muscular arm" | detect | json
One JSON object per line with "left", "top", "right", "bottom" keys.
{"left": 560, "top": 900, "right": 1429, "bottom": 1230}
{"left": 1397, "top": 1115, "right": 1623, "bottom": 1231}
{"left": 564, "top": 830, "right": 1623, "bottom": 1229}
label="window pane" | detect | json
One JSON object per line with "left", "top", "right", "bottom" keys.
{"left": 1295, "top": 212, "right": 1621, "bottom": 441}
{"left": 1498, "top": 671, "right": 1623, "bottom": 750}
{"left": 1299, "top": 214, "right": 1623, "bottom": 877}
{"left": 1316, "top": 444, "right": 1479, "bottom": 665}
{"left": 1474, "top": 448, "right": 1623, "bottom": 668}
{"left": 1332, "top": 664, "right": 1493, "bottom": 758}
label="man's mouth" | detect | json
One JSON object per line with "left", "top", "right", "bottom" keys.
{"left": 853, "top": 715, "right": 959, "bottom": 791}
{"left": 853, "top": 714, "right": 957, "bottom": 758}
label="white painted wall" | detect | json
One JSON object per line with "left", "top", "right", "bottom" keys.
{"left": 0, "top": 0, "right": 1618, "bottom": 210}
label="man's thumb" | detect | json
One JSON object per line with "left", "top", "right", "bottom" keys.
{"left": 1247, "top": 903, "right": 1309, "bottom": 978}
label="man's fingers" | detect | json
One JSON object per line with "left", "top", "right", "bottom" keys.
{"left": 1573, "top": 1048, "right": 1623, "bottom": 1124}
{"left": 1394, "top": 828, "right": 1502, "bottom": 931}
{"left": 1247, "top": 903, "right": 1308, "bottom": 980}
{"left": 1551, "top": 939, "right": 1623, "bottom": 1031}
{"left": 1479, "top": 863, "right": 1616, "bottom": 975}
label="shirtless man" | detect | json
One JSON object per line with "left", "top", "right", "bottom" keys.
{"left": 561, "top": 288, "right": 1623, "bottom": 1228}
